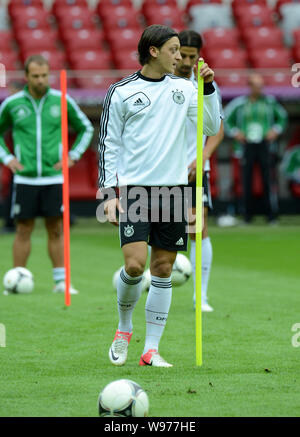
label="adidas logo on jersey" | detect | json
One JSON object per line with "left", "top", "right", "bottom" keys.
{"left": 175, "top": 237, "right": 184, "bottom": 246}
{"left": 133, "top": 98, "right": 145, "bottom": 106}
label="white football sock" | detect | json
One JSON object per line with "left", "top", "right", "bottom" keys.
{"left": 143, "top": 275, "right": 172, "bottom": 354}
{"left": 53, "top": 267, "right": 65, "bottom": 284}
{"left": 190, "top": 240, "right": 196, "bottom": 304}
{"left": 202, "top": 237, "right": 212, "bottom": 304}
{"left": 190, "top": 237, "right": 213, "bottom": 304}
{"left": 117, "top": 267, "right": 143, "bottom": 333}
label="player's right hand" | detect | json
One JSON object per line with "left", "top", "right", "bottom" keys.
{"left": 104, "top": 197, "right": 124, "bottom": 227}
{"left": 6, "top": 157, "right": 24, "bottom": 173}
{"left": 234, "top": 131, "right": 246, "bottom": 143}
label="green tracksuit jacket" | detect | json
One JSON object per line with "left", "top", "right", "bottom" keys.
{"left": 224, "top": 94, "right": 288, "bottom": 155}
{"left": 0, "top": 85, "right": 94, "bottom": 185}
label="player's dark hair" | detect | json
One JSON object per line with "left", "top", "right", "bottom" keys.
{"left": 138, "top": 24, "right": 179, "bottom": 66}
{"left": 178, "top": 30, "right": 203, "bottom": 51}
{"left": 25, "top": 54, "right": 49, "bottom": 74}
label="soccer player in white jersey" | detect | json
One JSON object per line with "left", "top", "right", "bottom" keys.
{"left": 175, "top": 30, "right": 224, "bottom": 312}
{"left": 98, "top": 25, "right": 221, "bottom": 367}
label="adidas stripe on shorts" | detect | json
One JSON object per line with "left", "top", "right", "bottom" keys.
{"left": 118, "top": 185, "right": 188, "bottom": 252}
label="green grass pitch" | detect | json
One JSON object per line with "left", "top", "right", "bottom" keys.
{"left": 0, "top": 217, "right": 299, "bottom": 417}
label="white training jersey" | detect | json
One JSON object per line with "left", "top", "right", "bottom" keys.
{"left": 98, "top": 71, "right": 221, "bottom": 188}
{"left": 187, "top": 72, "right": 224, "bottom": 171}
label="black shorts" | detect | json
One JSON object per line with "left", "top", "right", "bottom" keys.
{"left": 118, "top": 186, "right": 188, "bottom": 252}
{"left": 11, "top": 184, "right": 63, "bottom": 220}
{"left": 188, "top": 171, "right": 212, "bottom": 210}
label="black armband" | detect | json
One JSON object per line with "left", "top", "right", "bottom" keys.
{"left": 204, "top": 82, "right": 215, "bottom": 95}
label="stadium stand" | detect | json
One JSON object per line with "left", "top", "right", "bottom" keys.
{"left": 202, "top": 27, "right": 240, "bottom": 48}
{"left": 242, "top": 26, "right": 285, "bottom": 50}
{"left": 279, "top": 3, "right": 300, "bottom": 45}
{"left": 189, "top": 4, "right": 234, "bottom": 32}
{"left": 106, "top": 28, "right": 142, "bottom": 51}
{"left": 0, "top": 30, "right": 14, "bottom": 50}
{"left": 144, "top": 5, "right": 186, "bottom": 28}
{"left": 97, "top": 5, "right": 143, "bottom": 31}
{"left": 69, "top": 147, "right": 98, "bottom": 200}
{"left": 1, "top": 0, "right": 300, "bottom": 210}
{"left": 61, "top": 28, "right": 106, "bottom": 51}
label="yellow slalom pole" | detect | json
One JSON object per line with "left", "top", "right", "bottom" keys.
{"left": 195, "top": 60, "right": 204, "bottom": 366}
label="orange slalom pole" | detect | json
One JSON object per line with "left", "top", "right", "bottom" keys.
{"left": 60, "top": 70, "right": 71, "bottom": 306}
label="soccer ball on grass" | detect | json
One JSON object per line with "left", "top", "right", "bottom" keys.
{"left": 98, "top": 379, "right": 149, "bottom": 417}
{"left": 112, "top": 267, "right": 151, "bottom": 292}
{"left": 3, "top": 267, "right": 34, "bottom": 294}
{"left": 171, "top": 253, "right": 192, "bottom": 287}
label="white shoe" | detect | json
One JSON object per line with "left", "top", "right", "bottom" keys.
{"left": 202, "top": 302, "right": 214, "bottom": 312}
{"left": 109, "top": 330, "right": 132, "bottom": 366}
{"left": 52, "top": 281, "right": 79, "bottom": 295}
{"left": 139, "top": 349, "right": 173, "bottom": 367}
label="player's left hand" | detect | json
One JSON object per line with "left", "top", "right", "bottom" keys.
{"left": 188, "top": 159, "right": 197, "bottom": 182}
{"left": 265, "top": 128, "right": 279, "bottom": 142}
{"left": 53, "top": 157, "right": 76, "bottom": 170}
{"left": 198, "top": 58, "right": 214, "bottom": 83}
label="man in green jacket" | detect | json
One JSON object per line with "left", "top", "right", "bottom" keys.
{"left": 225, "top": 72, "right": 288, "bottom": 223}
{"left": 0, "top": 55, "right": 94, "bottom": 294}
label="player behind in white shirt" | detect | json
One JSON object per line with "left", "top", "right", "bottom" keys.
{"left": 98, "top": 25, "right": 221, "bottom": 367}
{"left": 175, "top": 30, "right": 224, "bottom": 312}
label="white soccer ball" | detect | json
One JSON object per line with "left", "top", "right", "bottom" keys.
{"left": 3, "top": 267, "right": 34, "bottom": 294}
{"left": 98, "top": 379, "right": 149, "bottom": 417}
{"left": 172, "top": 253, "right": 192, "bottom": 287}
{"left": 112, "top": 267, "right": 150, "bottom": 292}
{"left": 112, "top": 266, "right": 123, "bottom": 290}
{"left": 143, "top": 268, "right": 151, "bottom": 291}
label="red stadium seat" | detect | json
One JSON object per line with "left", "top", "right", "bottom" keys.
{"left": 16, "top": 29, "right": 58, "bottom": 53}
{"left": 215, "top": 72, "right": 248, "bottom": 87}
{"left": 98, "top": 6, "right": 143, "bottom": 30}
{"left": 236, "top": 8, "right": 275, "bottom": 29}
{"left": 231, "top": 0, "right": 267, "bottom": 13}
{"left": 203, "top": 48, "right": 248, "bottom": 69}
{"left": 55, "top": 6, "right": 98, "bottom": 30}
{"left": 112, "top": 49, "right": 140, "bottom": 71}
{"left": 20, "top": 49, "right": 67, "bottom": 69}
{"left": 292, "top": 45, "right": 300, "bottom": 62}
{"left": 209, "top": 151, "right": 219, "bottom": 198}
{"left": 62, "top": 29, "right": 105, "bottom": 51}
{"left": 242, "top": 26, "right": 284, "bottom": 49}
{"left": 0, "top": 51, "right": 20, "bottom": 71}
{"left": 106, "top": 28, "right": 142, "bottom": 51}
{"left": 263, "top": 71, "right": 292, "bottom": 86}
{"left": 293, "top": 28, "right": 300, "bottom": 46}
{"left": 249, "top": 47, "right": 292, "bottom": 68}
{"left": 0, "top": 31, "right": 14, "bottom": 51}
{"left": 75, "top": 75, "right": 116, "bottom": 90}
{"left": 68, "top": 50, "right": 112, "bottom": 70}
{"left": 144, "top": 6, "right": 186, "bottom": 27}
{"left": 52, "top": 0, "right": 88, "bottom": 12}
{"left": 9, "top": 5, "right": 48, "bottom": 19}
{"left": 202, "top": 28, "right": 240, "bottom": 49}
{"left": 98, "top": 0, "right": 133, "bottom": 8}
{"left": 12, "top": 14, "right": 52, "bottom": 37}
{"left": 69, "top": 148, "right": 98, "bottom": 200}
{"left": 8, "top": 0, "right": 44, "bottom": 15}
{"left": 142, "top": 0, "right": 178, "bottom": 14}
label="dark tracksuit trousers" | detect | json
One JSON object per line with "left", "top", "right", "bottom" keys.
{"left": 242, "top": 141, "right": 277, "bottom": 222}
